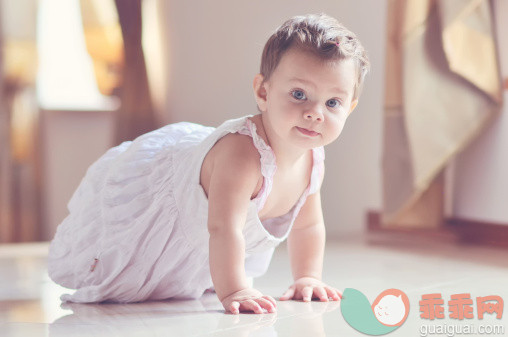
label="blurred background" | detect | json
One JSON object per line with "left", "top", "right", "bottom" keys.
{"left": 0, "top": 0, "right": 507, "bottom": 246}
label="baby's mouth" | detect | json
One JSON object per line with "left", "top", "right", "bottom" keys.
{"left": 296, "top": 126, "right": 320, "bottom": 137}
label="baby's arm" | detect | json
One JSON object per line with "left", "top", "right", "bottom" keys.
{"left": 280, "top": 167, "right": 342, "bottom": 302}
{"left": 207, "top": 135, "right": 277, "bottom": 314}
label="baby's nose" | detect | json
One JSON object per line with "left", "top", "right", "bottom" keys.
{"left": 304, "top": 108, "right": 323, "bottom": 121}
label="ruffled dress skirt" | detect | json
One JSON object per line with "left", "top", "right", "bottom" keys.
{"left": 48, "top": 122, "right": 217, "bottom": 303}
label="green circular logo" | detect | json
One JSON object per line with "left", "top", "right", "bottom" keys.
{"left": 340, "top": 288, "right": 410, "bottom": 335}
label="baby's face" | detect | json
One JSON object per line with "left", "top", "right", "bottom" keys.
{"left": 373, "top": 294, "right": 406, "bottom": 326}
{"left": 257, "top": 47, "right": 358, "bottom": 150}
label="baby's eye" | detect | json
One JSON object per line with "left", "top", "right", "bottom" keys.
{"left": 291, "top": 90, "right": 306, "bottom": 101}
{"left": 326, "top": 99, "right": 341, "bottom": 108}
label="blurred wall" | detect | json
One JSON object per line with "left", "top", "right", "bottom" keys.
{"left": 42, "top": 110, "right": 114, "bottom": 240}
{"left": 164, "top": 0, "right": 386, "bottom": 238}
{"left": 453, "top": 0, "right": 508, "bottom": 225}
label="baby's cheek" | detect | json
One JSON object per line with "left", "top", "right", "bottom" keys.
{"left": 327, "top": 123, "right": 344, "bottom": 142}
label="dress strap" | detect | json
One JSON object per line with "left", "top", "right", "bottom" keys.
{"left": 236, "top": 118, "right": 277, "bottom": 211}
{"left": 308, "top": 146, "right": 325, "bottom": 195}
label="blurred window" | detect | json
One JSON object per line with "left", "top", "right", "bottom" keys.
{"left": 36, "top": 0, "right": 117, "bottom": 110}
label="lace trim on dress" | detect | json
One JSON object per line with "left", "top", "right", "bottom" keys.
{"left": 236, "top": 118, "right": 277, "bottom": 212}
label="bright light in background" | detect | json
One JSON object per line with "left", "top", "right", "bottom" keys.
{"left": 36, "top": 0, "right": 118, "bottom": 111}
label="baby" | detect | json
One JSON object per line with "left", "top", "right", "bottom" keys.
{"left": 48, "top": 13, "right": 369, "bottom": 315}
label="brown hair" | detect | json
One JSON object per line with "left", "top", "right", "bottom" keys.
{"left": 260, "top": 13, "right": 370, "bottom": 100}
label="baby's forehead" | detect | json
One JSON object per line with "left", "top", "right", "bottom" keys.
{"left": 278, "top": 56, "right": 357, "bottom": 92}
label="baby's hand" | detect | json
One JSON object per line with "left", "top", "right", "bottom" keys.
{"left": 221, "top": 288, "right": 277, "bottom": 314}
{"left": 279, "top": 277, "right": 342, "bottom": 302}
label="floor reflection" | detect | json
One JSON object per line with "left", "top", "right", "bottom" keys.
{"left": 48, "top": 294, "right": 274, "bottom": 336}
{"left": 46, "top": 295, "right": 341, "bottom": 337}
{"left": 4, "top": 239, "right": 508, "bottom": 336}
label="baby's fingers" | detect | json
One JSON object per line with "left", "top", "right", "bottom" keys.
{"left": 302, "top": 286, "right": 313, "bottom": 302}
{"left": 280, "top": 286, "right": 295, "bottom": 301}
{"left": 314, "top": 286, "right": 329, "bottom": 302}
{"left": 241, "top": 299, "right": 264, "bottom": 314}
{"left": 256, "top": 297, "right": 276, "bottom": 313}
{"left": 325, "top": 287, "right": 342, "bottom": 301}
{"left": 229, "top": 301, "right": 240, "bottom": 315}
{"left": 262, "top": 295, "right": 277, "bottom": 307}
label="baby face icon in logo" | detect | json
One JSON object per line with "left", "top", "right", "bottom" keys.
{"left": 372, "top": 289, "right": 409, "bottom": 327}
{"left": 341, "top": 288, "right": 410, "bottom": 335}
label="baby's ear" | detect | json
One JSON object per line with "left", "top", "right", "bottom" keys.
{"left": 253, "top": 74, "right": 268, "bottom": 112}
{"left": 348, "top": 99, "right": 359, "bottom": 116}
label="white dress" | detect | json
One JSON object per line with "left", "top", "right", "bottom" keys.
{"left": 48, "top": 115, "right": 325, "bottom": 303}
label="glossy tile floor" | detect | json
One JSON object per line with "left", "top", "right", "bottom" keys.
{"left": 1, "top": 234, "right": 507, "bottom": 336}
